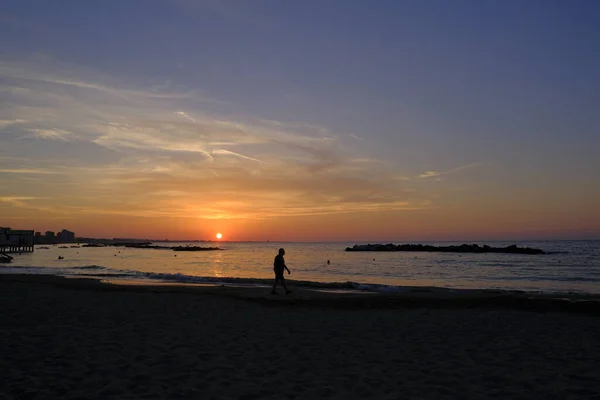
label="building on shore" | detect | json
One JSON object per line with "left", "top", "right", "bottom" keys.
{"left": 34, "top": 229, "right": 77, "bottom": 244}
{"left": 57, "top": 229, "right": 75, "bottom": 243}
{"left": 0, "top": 227, "right": 35, "bottom": 253}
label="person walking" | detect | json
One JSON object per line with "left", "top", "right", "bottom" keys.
{"left": 272, "top": 248, "right": 292, "bottom": 295}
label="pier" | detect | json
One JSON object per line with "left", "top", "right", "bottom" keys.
{"left": 0, "top": 227, "right": 35, "bottom": 253}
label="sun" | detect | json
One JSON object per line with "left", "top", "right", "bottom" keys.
{"left": 216, "top": 233, "right": 223, "bottom": 240}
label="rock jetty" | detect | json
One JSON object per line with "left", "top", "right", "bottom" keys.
{"left": 116, "top": 243, "right": 222, "bottom": 251}
{"left": 345, "top": 243, "right": 545, "bottom": 255}
{"left": 172, "top": 246, "right": 221, "bottom": 252}
{"left": 0, "top": 251, "right": 13, "bottom": 263}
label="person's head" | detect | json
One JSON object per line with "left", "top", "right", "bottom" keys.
{"left": 278, "top": 248, "right": 285, "bottom": 256}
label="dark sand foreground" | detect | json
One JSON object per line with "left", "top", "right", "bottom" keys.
{"left": 2, "top": 275, "right": 600, "bottom": 399}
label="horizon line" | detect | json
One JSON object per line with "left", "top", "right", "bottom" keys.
{"left": 45, "top": 237, "right": 600, "bottom": 243}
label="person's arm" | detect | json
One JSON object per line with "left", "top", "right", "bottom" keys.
{"left": 285, "top": 265, "right": 291, "bottom": 274}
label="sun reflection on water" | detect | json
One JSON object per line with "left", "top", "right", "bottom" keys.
{"left": 211, "top": 249, "right": 223, "bottom": 277}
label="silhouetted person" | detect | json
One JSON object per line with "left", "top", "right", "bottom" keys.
{"left": 272, "top": 248, "right": 291, "bottom": 295}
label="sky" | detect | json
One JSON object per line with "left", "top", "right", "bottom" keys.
{"left": 1, "top": 0, "right": 599, "bottom": 241}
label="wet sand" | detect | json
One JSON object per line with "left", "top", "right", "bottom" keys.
{"left": 1, "top": 274, "right": 600, "bottom": 399}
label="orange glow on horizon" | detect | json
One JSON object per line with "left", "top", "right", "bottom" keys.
{"left": 2, "top": 200, "right": 599, "bottom": 242}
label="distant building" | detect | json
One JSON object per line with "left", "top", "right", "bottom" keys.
{"left": 30, "top": 229, "right": 77, "bottom": 244}
{"left": 0, "top": 227, "right": 35, "bottom": 253}
{"left": 57, "top": 229, "right": 75, "bottom": 243}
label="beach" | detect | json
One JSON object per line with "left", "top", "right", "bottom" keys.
{"left": 2, "top": 275, "right": 600, "bottom": 399}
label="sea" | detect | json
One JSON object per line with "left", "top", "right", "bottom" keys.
{"left": 2, "top": 240, "right": 599, "bottom": 295}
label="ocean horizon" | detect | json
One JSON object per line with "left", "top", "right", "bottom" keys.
{"left": 3, "top": 240, "right": 599, "bottom": 295}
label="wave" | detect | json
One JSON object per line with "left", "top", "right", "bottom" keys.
{"left": 72, "top": 265, "right": 107, "bottom": 270}
{"left": 1, "top": 264, "right": 414, "bottom": 293}
{"left": 81, "top": 268, "right": 600, "bottom": 295}
{"left": 485, "top": 275, "right": 600, "bottom": 283}
{"left": 114, "top": 271, "right": 414, "bottom": 293}
{"left": 543, "top": 276, "right": 600, "bottom": 283}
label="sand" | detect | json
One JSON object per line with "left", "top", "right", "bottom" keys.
{"left": 1, "top": 274, "right": 600, "bottom": 400}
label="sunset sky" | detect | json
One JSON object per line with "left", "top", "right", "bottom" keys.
{"left": 1, "top": 0, "right": 599, "bottom": 241}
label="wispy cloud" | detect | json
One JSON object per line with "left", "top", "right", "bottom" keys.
{"left": 0, "top": 169, "right": 58, "bottom": 175}
{"left": 447, "top": 163, "right": 481, "bottom": 174}
{"left": 212, "top": 149, "right": 264, "bottom": 164}
{"left": 419, "top": 171, "right": 440, "bottom": 179}
{"left": 175, "top": 111, "right": 196, "bottom": 122}
{"left": 26, "top": 128, "right": 73, "bottom": 141}
{"left": 0, "top": 196, "right": 41, "bottom": 207}
{"left": 0, "top": 58, "right": 433, "bottom": 221}
{"left": 0, "top": 62, "right": 196, "bottom": 101}
{"left": 0, "top": 119, "right": 26, "bottom": 128}
{"left": 419, "top": 163, "right": 481, "bottom": 179}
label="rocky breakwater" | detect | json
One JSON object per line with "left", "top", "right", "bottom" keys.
{"left": 171, "top": 246, "right": 221, "bottom": 252}
{"left": 117, "top": 243, "right": 222, "bottom": 251}
{"left": 0, "top": 251, "right": 14, "bottom": 263}
{"left": 345, "top": 243, "right": 546, "bottom": 255}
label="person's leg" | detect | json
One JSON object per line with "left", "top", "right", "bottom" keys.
{"left": 281, "top": 277, "right": 292, "bottom": 294}
{"left": 272, "top": 277, "right": 279, "bottom": 294}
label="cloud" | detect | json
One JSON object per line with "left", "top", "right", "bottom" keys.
{"left": 69, "top": 158, "right": 430, "bottom": 219}
{"left": 212, "top": 149, "right": 263, "bottom": 164}
{"left": 0, "top": 58, "right": 433, "bottom": 220}
{"left": 419, "top": 163, "right": 481, "bottom": 179}
{"left": 0, "top": 169, "right": 58, "bottom": 175}
{"left": 90, "top": 121, "right": 215, "bottom": 160}
{"left": 0, "top": 196, "right": 40, "bottom": 207}
{"left": 0, "top": 119, "right": 27, "bottom": 128}
{"left": 175, "top": 111, "right": 196, "bottom": 123}
{"left": 419, "top": 171, "right": 440, "bottom": 179}
{"left": 0, "top": 61, "right": 196, "bottom": 102}
{"left": 447, "top": 163, "right": 481, "bottom": 174}
{"left": 26, "top": 128, "right": 73, "bottom": 141}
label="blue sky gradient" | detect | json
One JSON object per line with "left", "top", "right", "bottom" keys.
{"left": 1, "top": 0, "right": 599, "bottom": 240}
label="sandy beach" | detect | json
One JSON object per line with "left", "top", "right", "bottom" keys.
{"left": 1, "top": 274, "right": 600, "bottom": 399}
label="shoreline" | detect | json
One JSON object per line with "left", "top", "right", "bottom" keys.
{"left": 2, "top": 273, "right": 600, "bottom": 315}
{"left": 5, "top": 263, "right": 600, "bottom": 297}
